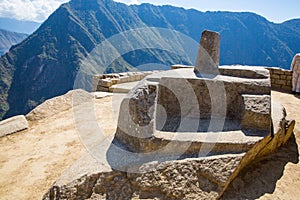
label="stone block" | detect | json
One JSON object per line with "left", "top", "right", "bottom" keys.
{"left": 127, "top": 72, "right": 134, "bottom": 77}
{"left": 241, "top": 95, "right": 271, "bottom": 131}
{"left": 119, "top": 72, "right": 128, "bottom": 77}
{"left": 284, "top": 71, "right": 292, "bottom": 75}
{"left": 98, "top": 79, "right": 113, "bottom": 87}
{"left": 195, "top": 30, "right": 220, "bottom": 75}
{"left": 286, "top": 75, "right": 292, "bottom": 81}
{"left": 217, "top": 66, "right": 270, "bottom": 87}
{"left": 144, "top": 71, "right": 153, "bottom": 76}
{"left": 128, "top": 75, "right": 136, "bottom": 82}
{"left": 280, "top": 75, "right": 287, "bottom": 80}
{"left": 0, "top": 115, "right": 29, "bottom": 137}
{"left": 97, "top": 86, "right": 109, "bottom": 92}
{"left": 271, "top": 79, "right": 277, "bottom": 84}
{"left": 171, "top": 65, "right": 194, "bottom": 70}
{"left": 94, "top": 74, "right": 104, "bottom": 79}
{"left": 136, "top": 72, "right": 143, "bottom": 81}
{"left": 273, "top": 70, "right": 282, "bottom": 75}
{"left": 275, "top": 79, "right": 286, "bottom": 85}
{"left": 92, "top": 77, "right": 100, "bottom": 92}
{"left": 119, "top": 76, "right": 129, "bottom": 83}
{"left": 271, "top": 74, "right": 280, "bottom": 79}
{"left": 271, "top": 83, "right": 281, "bottom": 89}
{"left": 281, "top": 85, "right": 292, "bottom": 91}
{"left": 134, "top": 74, "right": 140, "bottom": 81}
{"left": 110, "top": 78, "right": 118, "bottom": 85}
{"left": 111, "top": 73, "right": 120, "bottom": 78}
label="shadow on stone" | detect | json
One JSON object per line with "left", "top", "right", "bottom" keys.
{"left": 240, "top": 128, "right": 270, "bottom": 137}
{"left": 222, "top": 133, "right": 299, "bottom": 200}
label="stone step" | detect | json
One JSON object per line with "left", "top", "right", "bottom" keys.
{"left": 241, "top": 95, "right": 271, "bottom": 131}
{"left": 0, "top": 115, "right": 29, "bottom": 137}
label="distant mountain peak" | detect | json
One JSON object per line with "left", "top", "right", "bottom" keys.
{"left": 0, "top": 0, "right": 299, "bottom": 119}
{"left": 0, "top": 17, "right": 41, "bottom": 34}
{"left": 69, "top": 0, "right": 111, "bottom": 7}
{"left": 0, "top": 28, "right": 28, "bottom": 56}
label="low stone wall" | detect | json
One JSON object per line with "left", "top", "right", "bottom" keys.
{"left": 92, "top": 71, "right": 157, "bottom": 92}
{"left": 265, "top": 67, "right": 292, "bottom": 92}
{"left": 172, "top": 65, "right": 293, "bottom": 93}
{"left": 93, "top": 67, "right": 293, "bottom": 93}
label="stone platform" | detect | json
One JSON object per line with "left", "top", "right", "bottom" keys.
{"left": 43, "top": 94, "right": 295, "bottom": 200}
{"left": 43, "top": 30, "right": 295, "bottom": 200}
{"left": 114, "top": 66, "right": 271, "bottom": 157}
{"left": 42, "top": 68, "right": 295, "bottom": 199}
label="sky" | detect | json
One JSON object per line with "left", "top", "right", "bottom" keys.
{"left": 0, "top": 0, "right": 299, "bottom": 23}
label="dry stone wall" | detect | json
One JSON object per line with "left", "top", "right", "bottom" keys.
{"left": 92, "top": 71, "right": 157, "bottom": 92}
{"left": 264, "top": 67, "right": 292, "bottom": 92}
{"left": 93, "top": 67, "right": 293, "bottom": 93}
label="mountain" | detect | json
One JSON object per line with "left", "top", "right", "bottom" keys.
{"left": 0, "top": 18, "right": 41, "bottom": 34}
{"left": 0, "top": 29, "right": 28, "bottom": 55}
{"left": 0, "top": 0, "right": 299, "bottom": 119}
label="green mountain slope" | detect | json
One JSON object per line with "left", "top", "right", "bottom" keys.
{"left": 0, "top": 0, "right": 299, "bottom": 119}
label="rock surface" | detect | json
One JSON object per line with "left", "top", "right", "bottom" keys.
{"left": 43, "top": 154, "right": 244, "bottom": 200}
{"left": 26, "top": 89, "right": 93, "bottom": 121}
{"left": 195, "top": 30, "right": 220, "bottom": 75}
{"left": 241, "top": 95, "right": 271, "bottom": 131}
{"left": 0, "top": 115, "right": 29, "bottom": 137}
{"left": 0, "top": 89, "right": 299, "bottom": 200}
{"left": 42, "top": 97, "right": 295, "bottom": 200}
{"left": 0, "top": 90, "right": 122, "bottom": 200}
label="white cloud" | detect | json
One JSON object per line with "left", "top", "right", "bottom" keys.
{"left": 114, "top": 0, "right": 141, "bottom": 5}
{"left": 129, "top": 0, "right": 140, "bottom": 4}
{"left": 0, "top": 0, "right": 69, "bottom": 22}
